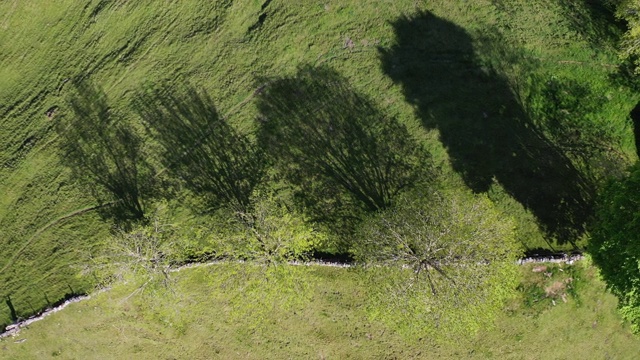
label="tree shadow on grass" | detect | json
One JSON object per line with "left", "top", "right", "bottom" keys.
{"left": 553, "top": 0, "right": 624, "bottom": 48}
{"left": 526, "top": 74, "right": 629, "bottom": 181}
{"left": 134, "top": 83, "right": 265, "bottom": 214}
{"left": 380, "top": 11, "right": 595, "bottom": 245}
{"left": 56, "top": 81, "right": 153, "bottom": 223}
{"left": 491, "top": 0, "right": 623, "bottom": 49}
{"left": 255, "top": 66, "right": 433, "bottom": 237}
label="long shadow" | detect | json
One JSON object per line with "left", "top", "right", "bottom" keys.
{"left": 255, "top": 66, "right": 432, "bottom": 229}
{"left": 381, "top": 12, "right": 594, "bottom": 245}
{"left": 57, "top": 81, "right": 152, "bottom": 222}
{"left": 134, "top": 83, "right": 264, "bottom": 213}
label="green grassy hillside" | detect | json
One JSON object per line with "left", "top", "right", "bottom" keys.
{"left": 1, "top": 0, "right": 638, "bottom": 328}
{"left": 2, "top": 261, "right": 639, "bottom": 359}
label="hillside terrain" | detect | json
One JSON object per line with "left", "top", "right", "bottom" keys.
{"left": 1, "top": 0, "right": 640, "bottom": 355}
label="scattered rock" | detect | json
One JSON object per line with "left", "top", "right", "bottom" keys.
{"left": 545, "top": 281, "right": 567, "bottom": 297}
{"left": 545, "top": 278, "right": 573, "bottom": 298}
{"left": 344, "top": 37, "right": 354, "bottom": 49}
{"left": 532, "top": 265, "right": 547, "bottom": 273}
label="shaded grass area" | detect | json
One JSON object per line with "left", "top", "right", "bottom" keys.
{"left": 491, "top": 0, "right": 624, "bottom": 48}
{"left": 381, "top": 11, "right": 595, "bottom": 245}
{"left": 1, "top": 262, "right": 638, "bottom": 359}
{"left": 0, "top": 0, "right": 638, "bottom": 328}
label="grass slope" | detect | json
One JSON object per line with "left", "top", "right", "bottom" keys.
{"left": 1, "top": 0, "right": 638, "bottom": 327}
{"left": 1, "top": 262, "right": 639, "bottom": 359}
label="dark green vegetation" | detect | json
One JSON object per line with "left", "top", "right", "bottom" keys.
{"left": 613, "top": 0, "right": 640, "bottom": 74}
{"left": 2, "top": 0, "right": 640, "bottom": 349}
{"left": 382, "top": 11, "right": 594, "bottom": 245}
{"left": 579, "top": 0, "right": 640, "bottom": 335}
{"left": 590, "top": 163, "right": 640, "bottom": 331}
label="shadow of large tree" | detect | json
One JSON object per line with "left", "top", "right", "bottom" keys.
{"left": 134, "top": 83, "right": 264, "bottom": 213}
{"left": 57, "top": 81, "right": 152, "bottom": 221}
{"left": 380, "top": 12, "right": 594, "bottom": 244}
{"left": 255, "top": 66, "right": 432, "bottom": 228}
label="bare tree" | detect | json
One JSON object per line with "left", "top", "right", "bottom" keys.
{"left": 353, "top": 188, "right": 521, "bottom": 338}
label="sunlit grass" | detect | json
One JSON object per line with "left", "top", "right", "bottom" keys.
{"left": 1, "top": 0, "right": 637, "bottom": 327}
{"left": 1, "top": 262, "right": 638, "bottom": 359}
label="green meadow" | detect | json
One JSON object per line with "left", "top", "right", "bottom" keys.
{"left": 1, "top": 0, "right": 639, "bottom": 354}
{"left": 3, "top": 261, "right": 640, "bottom": 359}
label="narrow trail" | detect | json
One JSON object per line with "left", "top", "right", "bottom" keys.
{"left": 0, "top": 253, "right": 584, "bottom": 339}
{"left": 0, "top": 203, "right": 111, "bottom": 275}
